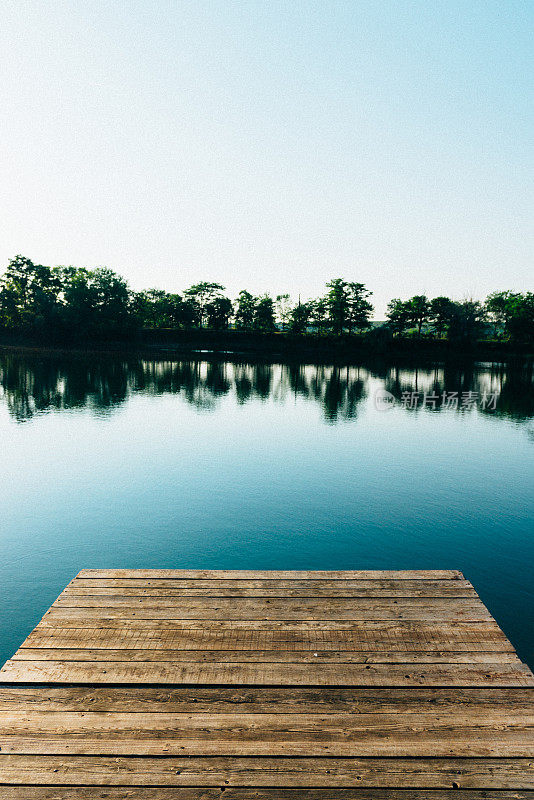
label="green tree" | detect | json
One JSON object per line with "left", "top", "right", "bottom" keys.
{"left": 184, "top": 282, "right": 225, "bottom": 328}
{"left": 485, "top": 291, "right": 522, "bottom": 338}
{"left": 447, "top": 299, "right": 486, "bottom": 345}
{"left": 308, "top": 297, "right": 328, "bottom": 334}
{"left": 325, "top": 278, "right": 349, "bottom": 335}
{"left": 345, "top": 282, "right": 373, "bottom": 333}
{"left": 59, "top": 266, "right": 132, "bottom": 336}
{"left": 234, "top": 290, "right": 256, "bottom": 330}
{"left": 386, "top": 298, "right": 411, "bottom": 336}
{"left": 168, "top": 294, "right": 197, "bottom": 328}
{"left": 133, "top": 289, "right": 172, "bottom": 327}
{"left": 429, "top": 296, "right": 455, "bottom": 338}
{"left": 253, "top": 295, "right": 276, "bottom": 332}
{"left": 407, "top": 295, "right": 430, "bottom": 337}
{"left": 0, "top": 255, "right": 61, "bottom": 331}
{"left": 206, "top": 296, "right": 233, "bottom": 329}
{"left": 57, "top": 266, "right": 95, "bottom": 333}
{"left": 87, "top": 268, "right": 132, "bottom": 335}
{"left": 289, "top": 300, "right": 312, "bottom": 334}
{"left": 506, "top": 292, "right": 534, "bottom": 343}
{"left": 132, "top": 289, "right": 196, "bottom": 329}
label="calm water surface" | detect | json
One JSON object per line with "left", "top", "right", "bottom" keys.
{"left": 0, "top": 350, "right": 533, "bottom": 666}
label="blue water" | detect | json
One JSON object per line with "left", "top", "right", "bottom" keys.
{"left": 0, "top": 352, "right": 533, "bottom": 666}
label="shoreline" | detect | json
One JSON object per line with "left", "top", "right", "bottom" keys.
{"left": 0, "top": 329, "right": 532, "bottom": 366}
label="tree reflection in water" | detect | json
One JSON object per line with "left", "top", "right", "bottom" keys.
{"left": 0, "top": 352, "right": 532, "bottom": 426}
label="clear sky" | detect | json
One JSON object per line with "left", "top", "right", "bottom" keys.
{"left": 0, "top": 1, "right": 532, "bottom": 316}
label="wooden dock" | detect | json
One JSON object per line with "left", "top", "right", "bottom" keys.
{"left": 0, "top": 569, "right": 533, "bottom": 797}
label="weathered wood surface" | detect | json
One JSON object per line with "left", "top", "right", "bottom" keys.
{"left": 10, "top": 648, "right": 523, "bottom": 663}
{"left": 0, "top": 685, "right": 532, "bottom": 712}
{"left": 1, "top": 707, "right": 533, "bottom": 756}
{"left": 1, "top": 791, "right": 534, "bottom": 799}
{"left": 20, "top": 621, "right": 517, "bottom": 651}
{"left": 1, "top": 754, "right": 533, "bottom": 788}
{"left": 0, "top": 569, "right": 532, "bottom": 795}
{"left": 2, "top": 659, "right": 531, "bottom": 685}
{"left": 76, "top": 569, "right": 467, "bottom": 579}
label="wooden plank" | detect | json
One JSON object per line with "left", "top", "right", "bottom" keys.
{"left": 61, "top": 585, "right": 478, "bottom": 598}
{"left": 1, "top": 708, "right": 532, "bottom": 731}
{"left": 43, "top": 599, "right": 494, "bottom": 621}
{"left": 0, "top": 685, "right": 532, "bottom": 713}
{"left": 51, "top": 590, "right": 493, "bottom": 608}
{"left": 1, "top": 659, "right": 532, "bottom": 685}
{"left": 21, "top": 622, "right": 515, "bottom": 651}
{"left": 1, "top": 733, "right": 533, "bottom": 758}
{"left": 76, "top": 569, "right": 465, "bottom": 580}
{"left": 34, "top": 617, "right": 503, "bottom": 631}
{"left": 12, "top": 648, "right": 522, "bottom": 664}
{"left": 0, "top": 754, "right": 533, "bottom": 788}
{"left": 70, "top": 578, "right": 476, "bottom": 597}
{"left": 1, "top": 788, "right": 533, "bottom": 799}
{"left": 0, "top": 710, "right": 533, "bottom": 757}
{"left": 51, "top": 597, "right": 489, "bottom": 610}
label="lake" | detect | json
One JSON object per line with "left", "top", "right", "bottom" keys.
{"left": 0, "top": 349, "right": 533, "bottom": 668}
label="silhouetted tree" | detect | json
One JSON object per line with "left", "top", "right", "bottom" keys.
{"left": 429, "top": 296, "right": 455, "bottom": 339}
{"left": 58, "top": 265, "right": 132, "bottom": 337}
{"left": 168, "top": 294, "right": 197, "bottom": 328}
{"left": 133, "top": 289, "right": 197, "bottom": 329}
{"left": 234, "top": 290, "right": 256, "bottom": 330}
{"left": 506, "top": 293, "right": 534, "bottom": 344}
{"left": 485, "top": 291, "right": 534, "bottom": 343}
{"left": 485, "top": 291, "right": 517, "bottom": 338}
{"left": 345, "top": 282, "right": 373, "bottom": 333}
{"left": 206, "top": 296, "right": 233, "bottom": 329}
{"left": 184, "top": 282, "right": 226, "bottom": 328}
{"left": 289, "top": 300, "right": 312, "bottom": 334}
{"left": 325, "top": 278, "right": 349, "bottom": 335}
{"left": 386, "top": 299, "right": 411, "bottom": 336}
{"left": 407, "top": 295, "right": 430, "bottom": 337}
{"left": 447, "top": 299, "right": 486, "bottom": 345}
{"left": 309, "top": 297, "right": 328, "bottom": 334}
{"left": 133, "top": 289, "right": 172, "bottom": 327}
{"left": 253, "top": 295, "right": 276, "bottom": 332}
{"left": 0, "top": 255, "right": 61, "bottom": 331}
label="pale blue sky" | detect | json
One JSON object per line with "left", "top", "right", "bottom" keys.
{"left": 0, "top": 1, "right": 532, "bottom": 315}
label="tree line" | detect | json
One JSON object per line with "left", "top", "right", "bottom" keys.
{"left": 386, "top": 294, "right": 534, "bottom": 344}
{"left": 0, "top": 255, "right": 532, "bottom": 343}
